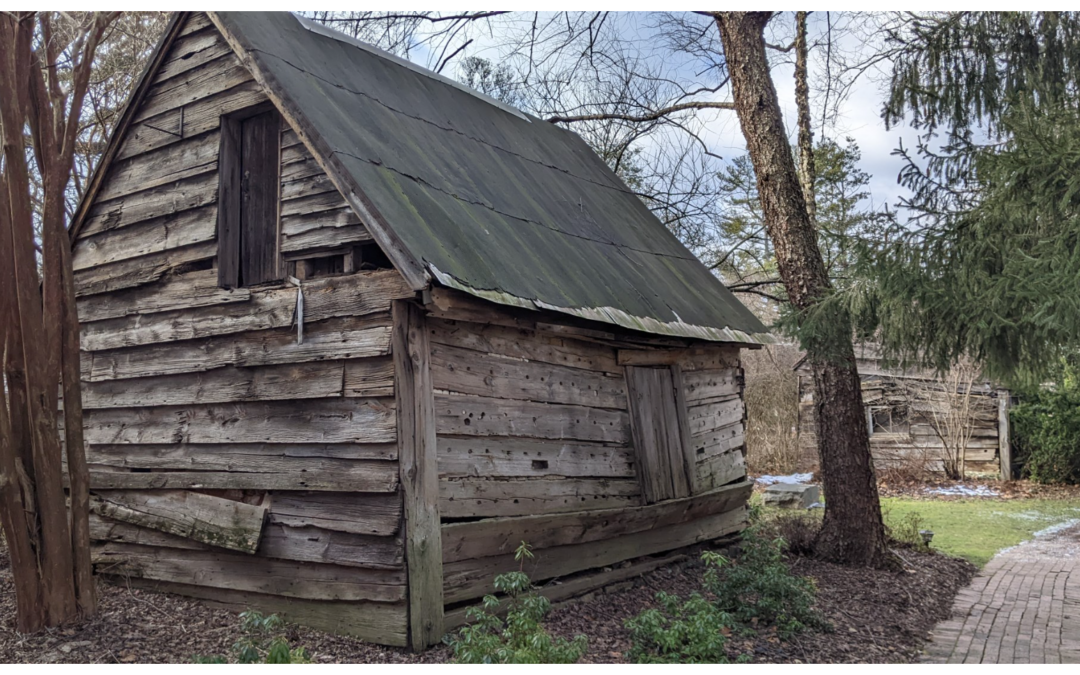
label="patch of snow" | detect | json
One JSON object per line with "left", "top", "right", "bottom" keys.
{"left": 925, "top": 484, "right": 1000, "bottom": 497}
{"left": 1033, "top": 518, "right": 1080, "bottom": 538}
{"left": 755, "top": 473, "right": 813, "bottom": 486}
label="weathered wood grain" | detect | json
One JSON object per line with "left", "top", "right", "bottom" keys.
{"left": 692, "top": 421, "right": 745, "bottom": 459}
{"left": 259, "top": 523, "right": 404, "bottom": 569}
{"left": 682, "top": 367, "right": 741, "bottom": 404}
{"left": 89, "top": 489, "right": 268, "bottom": 553}
{"left": 625, "top": 366, "right": 691, "bottom": 502}
{"left": 83, "top": 398, "right": 396, "bottom": 445}
{"left": 281, "top": 190, "right": 351, "bottom": 218}
{"left": 135, "top": 54, "right": 253, "bottom": 122}
{"left": 87, "top": 358, "right": 393, "bottom": 408}
{"left": 443, "top": 505, "right": 747, "bottom": 603}
{"left": 393, "top": 300, "right": 444, "bottom": 650}
{"left": 93, "top": 542, "right": 405, "bottom": 602}
{"left": 154, "top": 26, "right": 233, "bottom": 82}
{"left": 441, "top": 481, "right": 750, "bottom": 563}
{"left": 431, "top": 343, "right": 627, "bottom": 409}
{"left": 118, "top": 82, "right": 268, "bottom": 162}
{"left": 178, "top": 11, "right": 213, "bottom": 37}
{"left": 97, "top": 131, "right": 219, "bottom": 202}
{"left": 77, "top": 269, "right": 249, "bottom": 323}
{"left": 80, "top": 270, "right": 412, "bottom": 352}
{"left": 90, "top": 512, "right": 405, "bottom": 570}
{"left": 440, "top": 476, "right": 641, "bottom": 519}
{"left": 435, "top": 393, "right": 630, "bottom": 444}
{"left": 72, "top": 204, "right": 216, "bottom": 271}
{"left": 281, "top": 222, "right": 372, "bottom": 254}
{"left": 110, "top": 577, "right": 409, "bottom": 646}
{"left": 427, "top": 317, "right": 621, "bottom": 374}
{"left": 437, "top": 436, "right": 635, "bottom": 479}
{"left": 82, "top": 314, "right": 392, "bottom": 382}
{"left": 81, "top": 171, "right": 217, "bottom": 237}
{"left": 73, "top": 241, "right": 218, "bottom": 297}
{"left": 695, "top": 447, "right": 747, "bottom": 492}
{"left": 270, "top": 492, "right": 401, "bottom": 537}
{"left": 343, "top": 356, "right": 395, "bottom": 397}
{"left": 687, "top": 398, "right": 744, "bottom": 437}
{"left": 281, "top": 171, "right": 336, "bottom": 201}
{"left": 89, "top": 512, "right": 205, "bottom": 551}
{"left": 86, "top": 465, "right": 398, "bottom": 492}
{"left": 87, "top": 442, "right": 397, "bottom": 468}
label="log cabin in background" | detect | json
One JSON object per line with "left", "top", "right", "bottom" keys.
{"left": 68, "top": 11, "right": 772, "bottom": 650}
{"left": 795, "top": 345, "right": 1013, "bottom": 479}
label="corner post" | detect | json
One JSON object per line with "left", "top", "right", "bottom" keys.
{"left": 392, "top": 300, "right": 443, "bottom": 650}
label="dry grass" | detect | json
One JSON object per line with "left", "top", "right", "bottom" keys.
{"left": 742, "top": 343, "right": 801, "bottom": 475}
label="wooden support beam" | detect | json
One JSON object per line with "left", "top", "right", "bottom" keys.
{"left": 89, "top": 489, "right": 268, "bottom": 554}
{"left": 393, "top": 300, "right": 443, "bottom": 650}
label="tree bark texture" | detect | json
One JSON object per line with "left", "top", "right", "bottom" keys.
{"left": 714, "top": 11, "right": 888, "bottom": 566}
{"left": 0, "top": 11, "right": 106, "bottom": 631}
{"left": 794, "top": 11, "right": 817, "bottom": 225}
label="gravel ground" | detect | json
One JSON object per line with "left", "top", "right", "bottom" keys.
{"left": 1, "top": 534, "right": 973, "bottom": 664}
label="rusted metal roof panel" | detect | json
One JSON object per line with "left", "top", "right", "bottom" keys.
{"left": 216, "top": 12, "right": 771, "bottom": 344}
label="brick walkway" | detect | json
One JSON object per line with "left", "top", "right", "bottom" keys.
{"left": 923, "top": 521, "right": 1080, "bottom": 663}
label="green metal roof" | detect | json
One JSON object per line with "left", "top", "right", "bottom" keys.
{"left": 215, "top": 12, "right": 771, "bottom": 344}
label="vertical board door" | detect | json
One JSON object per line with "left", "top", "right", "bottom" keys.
{"left": 625, "top": 365, "right": 694, "bottom": 502}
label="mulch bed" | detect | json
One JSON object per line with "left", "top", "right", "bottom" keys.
{"left": 1, "top": 534, "right": 974, "bottom": 664}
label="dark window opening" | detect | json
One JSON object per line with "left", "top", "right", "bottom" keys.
{"left": 217, "top": 106, "right": 282, "bottom": 288}
{"left": 354, "top": 242, "right": 392, "bottom": 270}
{"left": 869, "top": 405, "right": 909, "bottom": 436}
{"left": 285, "top": 243, "right": 394, "bottom": 281}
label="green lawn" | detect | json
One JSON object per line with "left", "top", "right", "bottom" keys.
{"left": 881, "top": 497, "right": 1080, "bottom": 567}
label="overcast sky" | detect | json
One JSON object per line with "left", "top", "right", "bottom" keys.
{"left": 321, "top": 10, "right": 923, "bottom": 216}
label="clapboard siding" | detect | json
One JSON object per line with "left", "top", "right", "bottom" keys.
{"left": 80, "top": 270, "right": 412, "bottom": 352}
{"left": 82, "top": 314, "right": 392, "bottom": 382}
{"left": 71, "top": 11, "right": 758, "bottom": 649}
{"left": 796, "top": 352, "right": 1007, "bottom": 473}
{"left": 74, "top": 15, "right": 410, "bottom": 639}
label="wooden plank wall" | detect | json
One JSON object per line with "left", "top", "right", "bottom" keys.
{"left": 428, "top": 315, "right": 750, "bottom": 607}
{"left": 796, "top": 366, "right": 1004, "bottom": 474}
{"left": 71, "top": 13, "right": 414, "bottom": 646}
{"left": 429, "top": 317, "right": 640, "bottom": 520}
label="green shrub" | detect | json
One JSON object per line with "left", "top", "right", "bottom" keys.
{"left": 625, "top": 591, "right": 742, "bottom": 664}
{"left": 446, "top": 542, "right": 587, "bottom": 664}
{"left": 193, "top": 611, "right": 310, "bottom": 664}
{"left": 625, "top": 527, "right": 826, "bottom": 663}
{"left": 884, "top": 509, "right": 931, "bottom": 550}
{"left": 1012, "top": 360, "right": 1080, "bottom": 484}
{"left": 705, "top": 529, "right": 826, "bottom": 638}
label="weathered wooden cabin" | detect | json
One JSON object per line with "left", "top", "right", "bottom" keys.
{"left": 795, "top": 345, "right": 1012, "bottom": 478}
{"left": 69, "top": 12, "right": 771, "bottom": 650}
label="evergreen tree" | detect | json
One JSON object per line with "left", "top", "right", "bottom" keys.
{"left": 838, "top": 11, "right": 1080, "bottom": 385}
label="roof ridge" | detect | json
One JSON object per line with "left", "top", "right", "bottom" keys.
{"left": 251, "top": 46, "right": 631, "bottom": 198}
{"left": 293, "top": 14, "right": 532, "bottom": 124}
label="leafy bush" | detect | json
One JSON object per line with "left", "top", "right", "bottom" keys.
{"left": 1011, "top": 360, "right": 1080, "bottom": 484}
{"left": 625, "top": 527, "right": 826, "bottom": 663}
{"left": 625, "top": 591, "right": 741, "bottom": 664}
{"left": 884, "top": 509, "right": 931, "bottom": 550}
{"left": 193, "top": 611, "right": 310, "bottom": 664}
{"left": 446, "top": 542, "right": 587, "bottom": 664}
{"left": 706, "top": 530, "right": 825, "bottom": 637}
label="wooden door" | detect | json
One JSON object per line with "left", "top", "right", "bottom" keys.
{"left": 625, "top": 365, "right": 695, "bottom": 502}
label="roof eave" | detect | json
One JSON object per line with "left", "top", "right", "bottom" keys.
{"left": 429, "top": 264, "right": 774, "bottom": 346}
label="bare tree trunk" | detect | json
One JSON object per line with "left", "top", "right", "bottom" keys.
{"left": 794, "top": 11, "right": 816, "bottom": 225}
{"left": 0, "top": 10, "right": 112, "bottom": 630}
{"left": 714, "top": 11, "right": 889, "bottom": 566}
{"left": 0, "top": 168, "right": 48, "bottom": 634}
